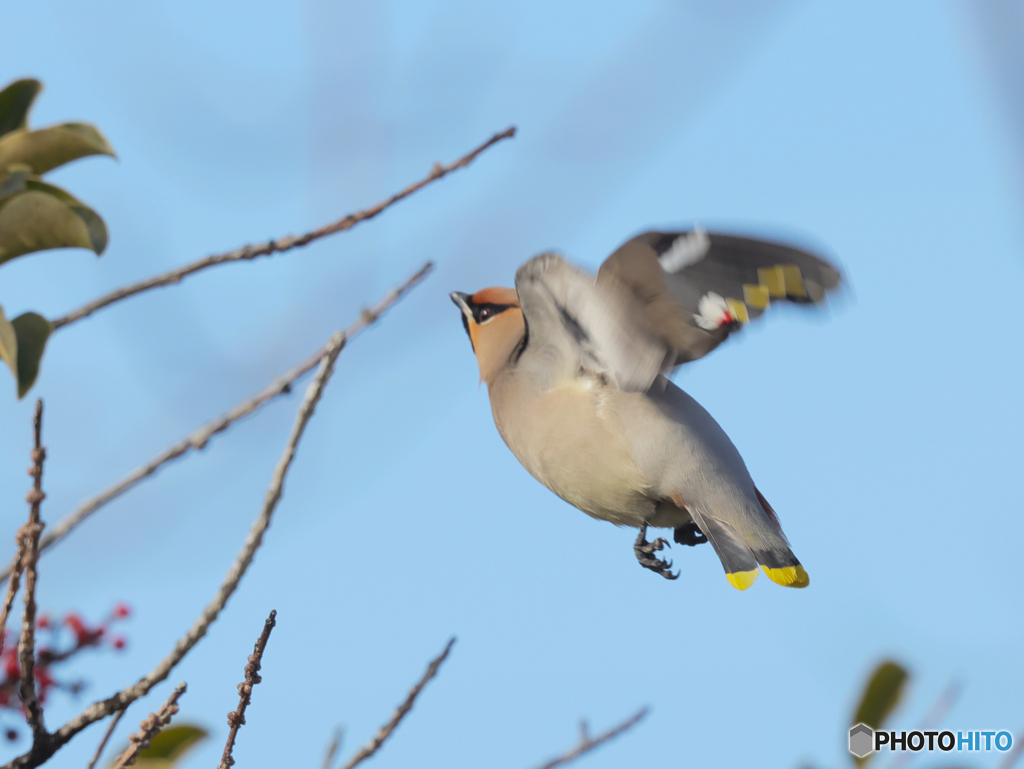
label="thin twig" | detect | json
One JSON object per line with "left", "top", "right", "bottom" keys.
{"left": 218, "top": 609, "right": 277, "bottom": 769}
{"left": 3, "top": 319, "right": 349, "bottom": 768}
{"left": 0, "top": 262, "right": 433, "bottom": 586}
{"left": 998, "top": 725, "right": 1024, "bottom": 769}
{"left": 528, "top": 707, "right": 649, "bottom": 769}
{"left": 338, "top": 638, "right": 455, "bottom": 769}
{"left": 0, "top": 539, "right": 27, "bottom": 659}
{"left": 320, "top": 727, "right": 343, "bottom": 769}
{"left": 108, "top": 683, "right": 186, "bottom": 769}
{"left": 885, "top": 679, "right": 962, "bottom": 769}
{"left": 85, "top": 708, "right": 127, "bottom": 769}
{"left": 49, "top": 127, "right": 513, "bottom": 330}
{"left": 18, "top": 400, "right": 47, "bottom": 742}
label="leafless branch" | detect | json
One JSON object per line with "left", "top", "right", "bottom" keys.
{"left": 3, "top": 321, "right": 348, "bottom": 768}
{"left": 998, "top": 724, "right": 1024, "bottom": 769}
{"left": 0, "top": 539, "right": 27, "bottom": 659}
{"left": 18, "top": 400, "right": 47, "bottom": 742}
{"left": 85, "top": 708, "right": 127, "bottom": 769}
{"left": 218, "top": 609, "right": 277, "bottom": 769}
{"left": 528, "top": 707, "right": 649, "bottom": 769}
{"left": 0, "top": 261, "right": 433, "bottom": 586}
{"left": 320, "top": 727, "right": 343, "bottom": 769}
{"left": 108, "top": 683, "right": 186, "bottom": 769}
{"left": 885, "top": 678, "right": 962, "bottom": 769}
{"left": 49, "top": 127, "right": 513, "bottom": 330}
{"left": 338, "top": 638, "right": 455, "bottom": 769}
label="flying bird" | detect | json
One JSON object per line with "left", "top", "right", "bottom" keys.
{"left": 450, "top": 228, "right": 841, "bottom": 590}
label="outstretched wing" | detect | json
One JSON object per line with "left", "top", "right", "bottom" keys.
{"left": 514, "top": 253, "right": 670, "bottom": 392}
{"left": 597, "top": 229, "right": 842, "bottom": 365}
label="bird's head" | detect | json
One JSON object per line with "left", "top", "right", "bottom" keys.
{"left": 449, "top": 287, "right": 524, "bottom": 384}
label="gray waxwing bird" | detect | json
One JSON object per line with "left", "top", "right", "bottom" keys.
{"left": 450, "top": 228, "right": 841, "bottom": 590}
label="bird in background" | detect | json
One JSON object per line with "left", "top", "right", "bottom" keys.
{"left": 451, "top": 228, "right": 842, "bottom": 590}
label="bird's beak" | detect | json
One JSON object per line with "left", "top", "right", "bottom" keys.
{"left": 449, "top": 291, "right": 472, "bottom": 315}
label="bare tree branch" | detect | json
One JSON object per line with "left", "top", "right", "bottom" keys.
{"left": 0, "top": 262, "right": 433, "bottom": 586}
{"left": 320, "top": 727, "right": 343, "bottom": 769}
{"left": 339, "top": 638, "right": 455, "bottom": 769}
{"left": 3, "top": 318, "right": 349, "bottom": 768}
{"left": 85, "top": 708, "right": 127, "bottom": 769}
{"left": 218, "top": 609, "right": 276, "bottom": 769}
{"left": 18, "top": 400, "right": 47, "bottom": 742}
{"left": 108, "top": 683, "right": 186, "bottom": 769}
{"left": 49, "top": 126, "right": 513, "bottom": 330}
{"left": 528, "top": 708, "right": 649, "bottom": 769}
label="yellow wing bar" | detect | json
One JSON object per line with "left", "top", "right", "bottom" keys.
{"left": 725, "top": 263, "right": 805, "bottom": 324}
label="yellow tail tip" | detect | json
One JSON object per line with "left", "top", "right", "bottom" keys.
{"left": 726, "top": 569, "right": 759, "bottom": 591}
{"left": 762, "top": 564, "right": 810, "bottom": 588}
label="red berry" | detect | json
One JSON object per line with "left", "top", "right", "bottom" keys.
{"left": 112, "top": 603, "right": 131, "bottom": 619}
{"left": 112, "top": 636, "right": 127, "bottom": 651}
{"left": 34, "top": 667, "right": 54, "bottom": 689}
{"left": 64, "top": 613, "right": 98, "bottom": 645}
{"left": 36, "top": 615, "right": 51, "bottom": 630}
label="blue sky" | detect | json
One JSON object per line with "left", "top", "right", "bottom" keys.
{"left": 2, "top": 1, "right": 1023, "bottom": 767}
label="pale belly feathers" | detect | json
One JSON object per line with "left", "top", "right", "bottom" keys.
{"left": 487, "top": 373, "right": 692, "bottom": 528}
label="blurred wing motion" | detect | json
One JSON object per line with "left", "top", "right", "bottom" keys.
{"left": 598, "top": 228, "right": 842, "bottom": 365}
{"left": 514, "top": 253, "right": 669, "bottom": 392}
{"left": 514, "top": 230, "right": 841, "bottom": 394}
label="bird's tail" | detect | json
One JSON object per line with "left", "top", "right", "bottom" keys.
{"left": 689, "top": 493, "right": 809, "bottom": 591}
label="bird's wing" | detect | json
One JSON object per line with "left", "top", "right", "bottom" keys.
{"left": 597, "top": 229, "right": 842, "bottom": 365}
{"left": 514, "top": 253, "right": 670, "bottom": 393}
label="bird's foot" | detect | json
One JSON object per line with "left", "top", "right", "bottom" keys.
{"left": 634, "top": 524, "right": 679, "bottom": 580}
{"left": 673, "top": 522, "right": 708, "bottom": 547}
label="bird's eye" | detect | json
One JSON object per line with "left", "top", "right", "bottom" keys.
{"left": 478, "top": 306, "right": 493, "bottom": 321}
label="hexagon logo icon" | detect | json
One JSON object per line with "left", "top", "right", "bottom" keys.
{"left": 849, "top": 723, "right": 875, "bottom": 758}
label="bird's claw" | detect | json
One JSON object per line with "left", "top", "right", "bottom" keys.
{"left": 634, "top": 524, "right": 679, "bottom": 580}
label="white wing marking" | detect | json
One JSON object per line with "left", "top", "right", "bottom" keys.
{"left": 694, "top": 292, "right": 733, "bottom": 330}
{"left": 657, "top": 226, "right": 710, "bottom": 273}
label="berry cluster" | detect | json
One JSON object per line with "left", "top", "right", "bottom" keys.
{"left": 0, "top": 603, "right": 131, "bottom": 742}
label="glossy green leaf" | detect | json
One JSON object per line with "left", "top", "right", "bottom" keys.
{"left": 0, "top": 179, "right": 108, "bottom": 264}
{"left": 851, "top": 660, "right": 909, "bottom": 766}
{"left": 10, "top": 312, "right": 51, "bottom": 398}
{"left": 0, "top": 122, "right": 115, "bottom": 175}
{"left": 0, "top": 79, "right": 41, "bottom": 137}
{"left": 0, "top": 305, "right": 17, "bottom": 383}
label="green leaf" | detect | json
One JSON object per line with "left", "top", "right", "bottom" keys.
{"left": 26, "top": 179, "right": 109, "bottom": 253}
{"left": 0, "top": 165, "right": 28, "bottom": 203}
{"left": 0, "top": 305, "right": 18, "bottom": 383}
{"left": 10, "top": 313, "right": 51, "bottom": 398}
{"left": 0, "top": 307, "right": 52, "bottom": 398}
{"left": 107, "top": 724, "right": 209, "bottom": 769}
{"left": 0, "top": 179, "right": 108, "bottom": 264}
{"left": 0, "top": 122, "right": 115, "bottom": 175}
{"left": 0, "top": 79, "right": 42, "bottom": 137}
{"left": 138, "top": 724, "right": 208, "bottom": 761}
{"left": 851, "top": 660, "right": 909, "bottom": 766}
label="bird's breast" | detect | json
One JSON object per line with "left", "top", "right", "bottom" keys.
{"left": 487, "top": 374, "right": 652, "bottom": 525}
